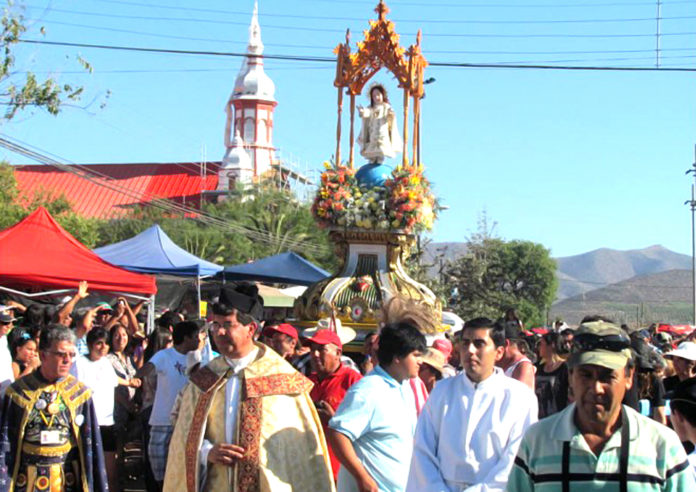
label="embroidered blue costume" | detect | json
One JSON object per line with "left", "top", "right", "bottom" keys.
{"left": 0, "top": 372, "right": 107, "bottom": 492}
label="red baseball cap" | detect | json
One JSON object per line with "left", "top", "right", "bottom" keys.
{"left": 432, "top": 338, "right": 453, "bottom": 358}
{"left": 264, "top": 323, "right": 298, "bottom": 341}
{"left": 306, "top": 329, "right": 342, "bottom": 348}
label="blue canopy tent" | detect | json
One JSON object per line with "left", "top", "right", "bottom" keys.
{"left": 94, "top": 225, "right": 223, "bottom": 313}
{"left": 220, "top": 252, "right": 329, "bottom": 286}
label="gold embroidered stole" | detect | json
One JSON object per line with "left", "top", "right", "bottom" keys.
{"left": 202, "top": 384, "right": 230, "bottom": 492}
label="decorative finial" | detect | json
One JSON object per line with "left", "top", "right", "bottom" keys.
{"left": 247, "top": 0, "right": 264, "bottom": 55}
{"left": 345, "top": 28, "right": 351, "bottom": 45}
{"left": 375, "top": 0, "right": 389, "bottom": 21}
{"left": 416, "top": 29, "right": 422, "bottom": 46}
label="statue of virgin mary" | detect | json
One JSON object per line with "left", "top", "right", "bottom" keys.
{"left": 356, "top": 83, "right": 403, "bottom": 163}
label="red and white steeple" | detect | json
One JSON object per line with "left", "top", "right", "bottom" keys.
{"left": 222, "top": 1, "right": 278, "bottom": 180}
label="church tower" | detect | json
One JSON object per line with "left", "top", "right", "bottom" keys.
{"left": 222, "top": 1, "right": 277, "bottom": 180}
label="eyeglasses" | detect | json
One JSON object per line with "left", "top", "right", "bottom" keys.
{"left": 573, "top": 333, "right": 630, "bottom": 353}
{"left": 47, "top": 350, "right": 77, "bottom": 360}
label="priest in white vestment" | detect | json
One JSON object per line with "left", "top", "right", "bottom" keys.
{"left": 405, "top": 317, "right": 538, "bottom": 492}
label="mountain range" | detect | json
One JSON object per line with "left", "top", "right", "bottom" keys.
{"left": 424, "top": 242, "right": 693, "bottom": 325}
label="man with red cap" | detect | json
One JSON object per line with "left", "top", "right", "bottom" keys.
{"left": 263, "top": 323, "right": 299, "bottom": 361}
{"left": 307, "top": 329, "right": 362, "bottom": 481}
{"left": 431, "top": 337, "right": 457, "bottom": 378}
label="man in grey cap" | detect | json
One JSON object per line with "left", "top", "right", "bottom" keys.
{"left": 507, "top": 321, "right": 695, "bottom": 491}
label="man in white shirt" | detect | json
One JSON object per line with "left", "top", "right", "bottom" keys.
{"left": 0, "top": 310, "right": 16, "bottom": 395}
{"left": 162, "top": 283, "right": 334, "bottom": 492}
{"left": 139, "top": 320, "right": 204, "bottom": 490}
{"left": 406, "top": 317, "right": 538, "bottom": 492}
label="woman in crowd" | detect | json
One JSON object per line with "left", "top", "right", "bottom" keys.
{"left": 534, "top": 331, "right": 569, "bottom": 418}
{"left": 107, "top": 324, "right": 141, "bottom": 431}
{"left": 504, "top": 308, "right": 523, "bottom": 330}
{"left": 624, "top": 336, "right": 667, "bottom": 424}
{"left": 418, "top": 347, "right": 445, "bottom": 394}
{"left": 10, "top": 330, "right": 40, "bottom": 379}
{"left": 72, "top": 328, "right": 139, "bottom": 492}
{"left": 107, "top": 324, "right": 142, "bottom": 487}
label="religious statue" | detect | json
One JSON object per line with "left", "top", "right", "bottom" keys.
{"left": 356, "top": 84, "right": 402, "bottom": 163}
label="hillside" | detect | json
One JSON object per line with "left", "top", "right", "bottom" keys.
{"left": 555, "top": 245, "right": 691, "bottom": 300}
{"left": 425, "top": 242, "right": 692, "bottom": 304}
{"left": 550, "top": 269, "right": 693, "bottom": 326}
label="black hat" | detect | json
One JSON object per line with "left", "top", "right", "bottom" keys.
{"left": 667, "top": 376, "right": 696, "bottom": 404}
{"left": 212, "top": 283, "right": 264, "bottom": 321}
{"left": 630, "top": 336, "right": 657, "bottom": 371}
{"left": 503, "top": 321, "right": 523, "bottom": 341}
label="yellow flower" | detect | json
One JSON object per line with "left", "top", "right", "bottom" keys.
{"left": 323, "top": 161, "right": 332, "bottom": 169}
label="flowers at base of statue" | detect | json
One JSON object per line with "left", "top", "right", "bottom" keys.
{"left": 312, "top": 161, "right": 438, "bottom": 234}
{"left": 312, "top": 162, "right": 357, "bottom": 227}
{"left": 384, "top": 167, "right": 438, "bottom": 233}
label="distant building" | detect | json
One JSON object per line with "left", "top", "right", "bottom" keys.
{"left": 13, "top": 162, "right": 220, "bottom": 218}
{"left": 13, "top": 1, "right": 311, "bottom": 219}
{"left": 220, "top": 0, "right": 278, "bottom": 187}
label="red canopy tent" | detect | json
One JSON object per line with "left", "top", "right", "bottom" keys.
{"left": 656, "top": 323, "right": 694, "bottom": 336}
{"left": 0, "top": 207, "right": 156, "bottom": 295}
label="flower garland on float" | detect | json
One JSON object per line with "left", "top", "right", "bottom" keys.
{"left": 311, "top": 161, "right": 438, "bottom": 234}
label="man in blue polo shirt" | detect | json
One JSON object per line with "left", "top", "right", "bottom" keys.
{"left": 327, "top": 321, "right": 426, "bottom": 492}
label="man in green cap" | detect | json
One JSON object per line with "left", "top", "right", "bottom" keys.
{"left": 507, "top": 320, "right": 695, "bottom": 491}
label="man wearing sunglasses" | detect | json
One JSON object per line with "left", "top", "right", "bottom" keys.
{"left": 0, "top": 324, "right": 108, "bottom": 492}
{"left": 507, "top": 321, "right": 695, "bottom": 491}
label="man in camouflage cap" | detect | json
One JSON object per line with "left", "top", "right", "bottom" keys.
{"left": 507, "top": 320, "right": 695, "bottom": 491}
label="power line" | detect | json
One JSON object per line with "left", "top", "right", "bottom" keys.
{"left": 23, "top": 14, "right": 696, "bottom": 39}
{"left": 19, "top": 39, "right": 696, "bottom": 72}
{"left": 87, "top": 0, "right": 695, "bottom": 10}
{"left": 27, "top": 4, "right": 696, "bottom": 25}
{"left": 23, "top": 19, "right": 696, "bottom": 56}
{"left": 0, "top": 134, "right": 331, "bottom": 255}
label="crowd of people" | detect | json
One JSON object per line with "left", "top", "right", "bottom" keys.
{"left": 0, "top": 284, "right": 694, "bottom": 492}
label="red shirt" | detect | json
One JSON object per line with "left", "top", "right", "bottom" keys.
{"left": 309, "top": 364, "right": 362, "bottom": 480}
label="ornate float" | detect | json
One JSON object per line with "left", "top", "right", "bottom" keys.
{"left": 293, "top": 0, "right": 442, "bottom": 337}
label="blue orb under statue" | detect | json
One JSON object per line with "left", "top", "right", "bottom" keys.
{"left": 356, "top": 163, "right": 392, "bottom": 188}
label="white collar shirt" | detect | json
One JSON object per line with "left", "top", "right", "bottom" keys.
{"left": 406, "top": 367, "right": 538, "bottom": 492}
{"left": 198, "top": 347, "right": 259, "bottom": 466}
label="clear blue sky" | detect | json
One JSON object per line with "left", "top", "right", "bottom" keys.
{"left": 2, "top": 0, "right": 696, "bottom": 258}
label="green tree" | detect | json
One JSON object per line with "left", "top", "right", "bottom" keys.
{"left": 1, "top": 2, "right": 86, "bottom": 120}
{"left": 444, "top": 231, "right": 557, "bottom": 327}
{"left": 0, "top": 161, "right": 101, "bottom": 245}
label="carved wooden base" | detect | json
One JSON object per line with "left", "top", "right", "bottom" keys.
{"left": 293, "top": 228, "right": 441, "bottom": 333}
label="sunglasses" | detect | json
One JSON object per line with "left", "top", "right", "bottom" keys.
{"left": 573, "top": 333, "right": 630, "bottom": 353}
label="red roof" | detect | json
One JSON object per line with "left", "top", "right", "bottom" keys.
{"left": 0, "top": 207, "right": 156, "bottom": 295}
{"left": 13, "top": 163, "right": 221, "bottom": 218}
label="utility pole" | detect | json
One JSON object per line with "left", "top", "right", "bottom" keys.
{"left": 685, "top": 144, "right": 696, "bottom": 324}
